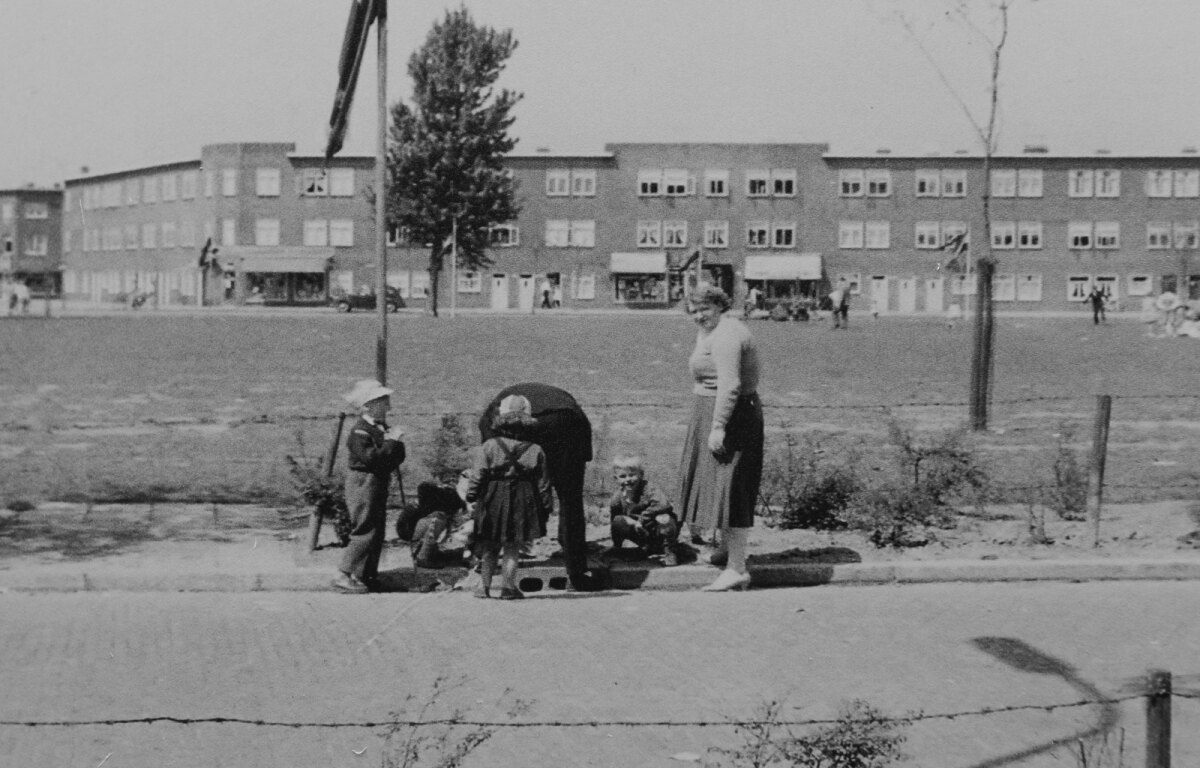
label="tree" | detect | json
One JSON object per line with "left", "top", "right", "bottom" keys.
{"left": 385, "top": 5, "right": 522, "bottom": 317}
{"left": 879, "top": 0, "right": 1018, "bottom": 430}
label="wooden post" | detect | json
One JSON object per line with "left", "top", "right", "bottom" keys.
{"left": 1087, "top": 394, "right": 1112, "bottom": 548}
{"left": 1145, "top": 669, "right": 1171, "bottom": 768}
{"left": 308, "top": 412, "right": 347, "bottom": 552}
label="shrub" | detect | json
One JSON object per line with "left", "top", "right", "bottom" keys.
{"left": 423, "top": 413, "right": 473, "bottom": 485}
{"left": 759, "top": 429, "right": 859, "bottom": 531}
{"left": 1047, "top": 424, "right": 1088, "bottom": 520}
{"left": 285, "top": 429, "right": 351, "bottom": 545}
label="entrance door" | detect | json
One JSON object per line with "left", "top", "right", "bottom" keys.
{"left": 870, "top": 276, "right": 889, "bottom": 315}
{"left": 924, "top": 277, "right": 944, "bottom": 314}
{"left": 518, "top": 274, "right": 536, "bottom": 310}
{"left": 490, "top": 274, "right": 508, "bottom": 310}
{"left": 897, "top": 277, "right": 917, "bottom": 313}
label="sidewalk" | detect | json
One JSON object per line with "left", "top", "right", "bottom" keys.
{"left": 2, "top": 504, "right": 1198, "bottom": 593}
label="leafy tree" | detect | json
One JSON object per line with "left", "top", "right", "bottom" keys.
{"left": 385, "top": 5, "right": 522, "bottom": 317}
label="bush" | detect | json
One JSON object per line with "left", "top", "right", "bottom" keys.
{"left": 285, "top": 429, "right": 351, "bottom": 546}
{"left": 423, "top": 413, "right": 473, "bottom": 485}
{"left": 759, "top": 430, "right": 859, "bottom": 531}
{"left": 1047, "top": 424, "right": 1088, "bottom": 520}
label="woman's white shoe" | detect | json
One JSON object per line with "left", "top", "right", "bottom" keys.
{"left": 700, "top": 568, "right": 751, "bottom": 592}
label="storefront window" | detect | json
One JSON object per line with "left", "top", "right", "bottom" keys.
{"left": 614, "top": 274, "right": 666, "bottom": 303}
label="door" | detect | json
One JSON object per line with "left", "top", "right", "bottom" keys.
{"left": 924, "top": 277, "right": 944, "bottom": 314}
{"left": 897, "top": 277, "right": 917, "bottom": 313}
{"left": 870, "top": 276, "right": 889, "bottom": 314}
{"left": 518, "top": 274, "right": 536, "bottom": 310}
{"left": 490, "top": 274, "right": 508, "bottom": 310}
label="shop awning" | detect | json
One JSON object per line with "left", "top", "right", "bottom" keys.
{"left": 744, "top": 253, "right": 822, "bottom": 281}
{"left": 227, "top": 247, "right": 333, "bottom": 273}
{"left": 610, "top": 252, "right": 667, "bottom": 274}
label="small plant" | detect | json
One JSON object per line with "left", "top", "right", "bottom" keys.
{"left": 423, "top": 413, "right": 473, "bottom": 484}
{"left": 759, "top": 428, "right": 859, "bottom": 531}
{"left": 285, "top": 429, "right": 350, "bottom": 545}
{"left": 1068, "top": 729, "right": 1126, "bottom": 768}
{"left": 709, "top": 698, "right": 910, "bottom": 768}
{"left": 1047, "top": 424, "right": 1088, "bottom": 521}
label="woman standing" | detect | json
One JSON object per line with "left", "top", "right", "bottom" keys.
{"left": 677, "top": 285, "right": 764, "bottom": 591}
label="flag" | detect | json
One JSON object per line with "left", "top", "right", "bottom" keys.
{"left": 938, "top": 232, "right": 968, "bottom": 273}
{"left": 198, "top": 237, "right": 213, "bottom": 268}
{"left": 325, "top": 0, "right": 385, "bottom": 160}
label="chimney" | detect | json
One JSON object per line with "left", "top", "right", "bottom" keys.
{"left": 875, "top": 148, "right": 891, "bottom": 155}
{"left": 1096, "top": 148, "right": 1111, "bottom": 155}
{"left": 80, "top": 165, "right": 90, "bottom": 175}
{"left": 535, "top": 147, "right": 551, "bottom": 154}
{"left": 1023, "top": 144, "right": 1049, "bottom": 154}
{"left": 1183, "top": 147, "right": 1198, "bottom": 155}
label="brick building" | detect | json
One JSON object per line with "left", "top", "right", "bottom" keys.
{"left": 0, "top": 186, "right": 63, "bottom": 295}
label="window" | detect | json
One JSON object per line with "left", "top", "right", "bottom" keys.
{"left": 1068, "top": 221, "right": 1093, "bottom": 249}
{"left": 571, "top": 169, "right": 596, "bottom": 197}
{"left": 746, "top": 170, "right": 769, "bottom": 197}
{"left": 489, "top": 224, "right": 519, "bottom": 247}
{"left": 1, "top": 201, "right": 13, "bottom": 221}
{"left": 23, "top": 202, "right": 48, "bottom": 219}
{"left": 142, "top": 223, "right": 158, "bottom": 249}
{"left": 103, "top": 227, "right": 121, "bottom": 251}
{"left": 941, "top": 170, "right": 967, "bottom": 197}
{"left": 915, "top": 221, "right": 941, "bottom": 249}
{"left": 1067, "top": 275, "right": 1091, "bottom": 302}
{"left": 2, "top": 236, "right": 12, "bottom": 253}
{"left": 1094, "top": 221, "right": 1120, "bottom": 249}
{"left": 992, "top": 273, "right": 1016, "bottom": 302}
{"left": 140, "top": 176, "right": 157, "bottom": 203}
{"left": 1096, "top": 169, "right": 1120, "bottom": 198}
{"left": 838, "top": 169, "right": 864, "bottom": 197}
{"left": 64, "top": 229, "right": 73, "bottom": 253}
{"left": 704, "top": 169, "right": 729, "bottom": 197}
{"left": 1146, "top": 170, "right": 1173, "bottom": 198}
{"left": 1175, "top": 221, "right": 1199, "bottom": 249}
{"left": 161, "top": 174, "right": 178, "bottom": 202}
{"left": 1018, "top": 221, "right": 1043, "bottom": 249}
{"left": 161, "top": 221, "right": 177, "bottom": 248}
{"left": 636, "top": 220, "right": 661, "bottom": 248}
{"left": 457, "top": 271, "right": 482, "bottom": 294}
{"left": 663, "top": 168, "right": 693, "bottom": 196}
{"left": 24, "top": 233, "right": 48, "bottom": 256}
{"left": 330, "top": 219, "right": 354, "bottom": 246}
{"left": 221, "top": 169, "right": 238, "bottom": 197}
{"left": 942, "top": 221, "right": 969, "bottom": 248}
{"left": 301, "top": 169, "right": 328, "bottom": 196}
{"left": 1128, "top": 275, "right": 1153, "bottom": 297}
{"left": 546, "top": 169, "right": 570, "bottom": 196}
{"left": 221, "top": 218, "right": 236, "bottom": 246}
{"left": 637, "top": 169, "right": 662, "bottom": 196}
{"left": 915, "top": 169, "right": 940, "bottom": 197}
{"left": 772, "top": 222, "right": 796, "bottom": 248}
{"left": 865, "top": 221, "right": 890, "bottom": 249}
{"left": 865, "top": 169, "right": 890, "bottom": 197}
{"left": 386, "top": 225, "right": 409, "bottom": 247}
{"left": 991, "top": 221, "right": 1016, "bottom": 249}
{"left": 124, "top": 225, "right": 139, "bottom": 250}
{"left": 329, "top": 168, "right": 354, "bottom": 196}
{"left": 1095, "top": 275, "right": 1119, "bottom": 301}
{"left": 544, "top": 219, "right": 570, "bottom": 247}
{"left": 255, "top": 218, "right": 280, "bottom": 246}
{"left": 180, "top": 221, "right": 196, "bottom": 248}
{"left": 746, "top": 221, "right": 770, "bottom": 248}
{"left": 1017, "top": 274, "right": 1043, "bottom": 302}
{"left": 204, "top": 170, "right": 216, "bottom": 198}
{"left": 121, "top": 182, "right": 137, "bottom": 206}
{"left": 950, "top": 275, "right": 976, "bottom": 295}
{"left": 703, "top": 220, "right": 729, "bottom": 248}
{"left": 255, "top": 168, "right": 281, "bottom": 197}
{"left": 181, "top": 171, "right": 198, "bottom": 200}
{"left": 772, "top": 169, "right": 798, "bottom": 197}
{"left": 1175, "top": 170, "right": 1200, "bottom": 198}
{"left": 990, "top": 169, "right": 1016, "bottom": 198}
{"left": 838, "top": 221, "right": 864, "bottom": 249}
{"left": 569, "top": 220, "right": 596, "bottom": 247}
{"left": 575, "top": 273, "right": 596, "bottom": 300}
{"left": 1018, "top": 169, "right": 1044, "bottom": 197}
{"left": 303, "top": 219, "right": 328, "bottom": 247}
{"left": 1147, "top": 222, "right": 1172, "bottom": 249}
{"left": 662, "top": 220, "right": 688, "bottom": 247}
{"left": 1068, "top": 169, "right": 1094, "bottom": 197}
{"left": 102, "top": 183, "right": 121, "bottom": 208}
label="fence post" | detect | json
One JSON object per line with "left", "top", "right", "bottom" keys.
{"left": 1087, "top": 394, "right": 1112, "bottom": 548}
{"left": 308, "top": 412, "right": 347, "bottom": 552}
{"left": 1145, "top": 668, "right": 1171, "bottom": 768}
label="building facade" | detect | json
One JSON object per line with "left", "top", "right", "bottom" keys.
{"left": 1, "top": 186, "right": 63, "bottom": 295}
{"left": 58, "top": 141, "right": 1200, "bottom": 312}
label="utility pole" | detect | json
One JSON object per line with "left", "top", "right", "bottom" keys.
{"left": 373, "top": 1, "right": 389, "bottom": 384}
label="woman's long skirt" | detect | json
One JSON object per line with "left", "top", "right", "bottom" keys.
{"left": 677, "top": 393, "right": 763, "bottom": 530}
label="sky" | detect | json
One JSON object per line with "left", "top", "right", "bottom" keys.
{"left": 3, "top": 0, "right": 1199, "bottom": 187}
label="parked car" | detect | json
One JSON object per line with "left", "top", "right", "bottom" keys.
{"left": 331, "top": 287, "right": 405, "bottom": 313}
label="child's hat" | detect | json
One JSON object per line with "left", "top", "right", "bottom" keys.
{"left": 498, "top": 394, "right": 532, "bottom": 417}
{"left": 344, "top": 379, "right": 393, "bottom": 408}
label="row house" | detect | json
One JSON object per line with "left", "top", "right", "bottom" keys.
{"left": 0, "top": 186, "right": 62, "bottom": 294}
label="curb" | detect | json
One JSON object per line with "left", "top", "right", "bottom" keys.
{"left": 3, "top": 557, "right": 1199, "bottom": 594}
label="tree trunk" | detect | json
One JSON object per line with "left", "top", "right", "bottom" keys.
{"left": 428, "top": 268, "right": 440, "bottom": 317}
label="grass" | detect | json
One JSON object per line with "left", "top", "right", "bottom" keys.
{"left": 2, "top": 311, "right": 1199, "bottom": 506}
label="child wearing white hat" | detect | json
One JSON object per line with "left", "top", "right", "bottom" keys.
{"left": 332, "top": 379, "right": 407, "bottom": 593}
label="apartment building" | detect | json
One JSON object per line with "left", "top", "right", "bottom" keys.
{"left": 0, "top": 186, "right": 62, "bottom": 295}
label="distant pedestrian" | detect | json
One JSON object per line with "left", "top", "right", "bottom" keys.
{"left": 540, "top": 284, "right": 552, "bottom": 309}
{"left": 1086, "top": 285, "right": 1108, "bottom": 324}
{"left": 551, "top": 283, "right": 563, "bottom": 308}
{"left": 332, "top": 379, "right": 406, "bottom": 594}
{"left": 829, "top": 279, "right": 850, "bottom": 329}
{"left": 465, "top": 394, "right": 553, "bottom": 600}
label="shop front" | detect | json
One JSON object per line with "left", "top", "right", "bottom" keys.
{"left": 226, "top": 247, "right": 333, "bottom": 306}
{"left": 610, "top": 252, "right": 669, "bottom": 307}
{"left": 743, "top": 253, "right": 823, "bottom": 309}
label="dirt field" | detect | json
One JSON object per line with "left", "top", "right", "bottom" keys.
{"left": 3, "top": 310, "right": 1200, "bottom": 512}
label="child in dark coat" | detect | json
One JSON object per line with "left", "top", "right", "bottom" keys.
{"left": 465, "top": 394, "right": 553, "bottom": 599}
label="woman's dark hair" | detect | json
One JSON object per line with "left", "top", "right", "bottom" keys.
{"left": 491, "top": 410, "right": 536, "bottom": 439}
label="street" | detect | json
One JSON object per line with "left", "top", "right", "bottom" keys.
{"left": 3, "top": 581, "right": 1199, "bottom": 767}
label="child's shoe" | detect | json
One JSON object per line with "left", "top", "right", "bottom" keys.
{"left": 498, "top": 587, "right": 525, "bottom": 600}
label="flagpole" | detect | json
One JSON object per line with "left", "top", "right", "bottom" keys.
{"left": 374, "top": 0, "right": 389, "bottom": 385}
